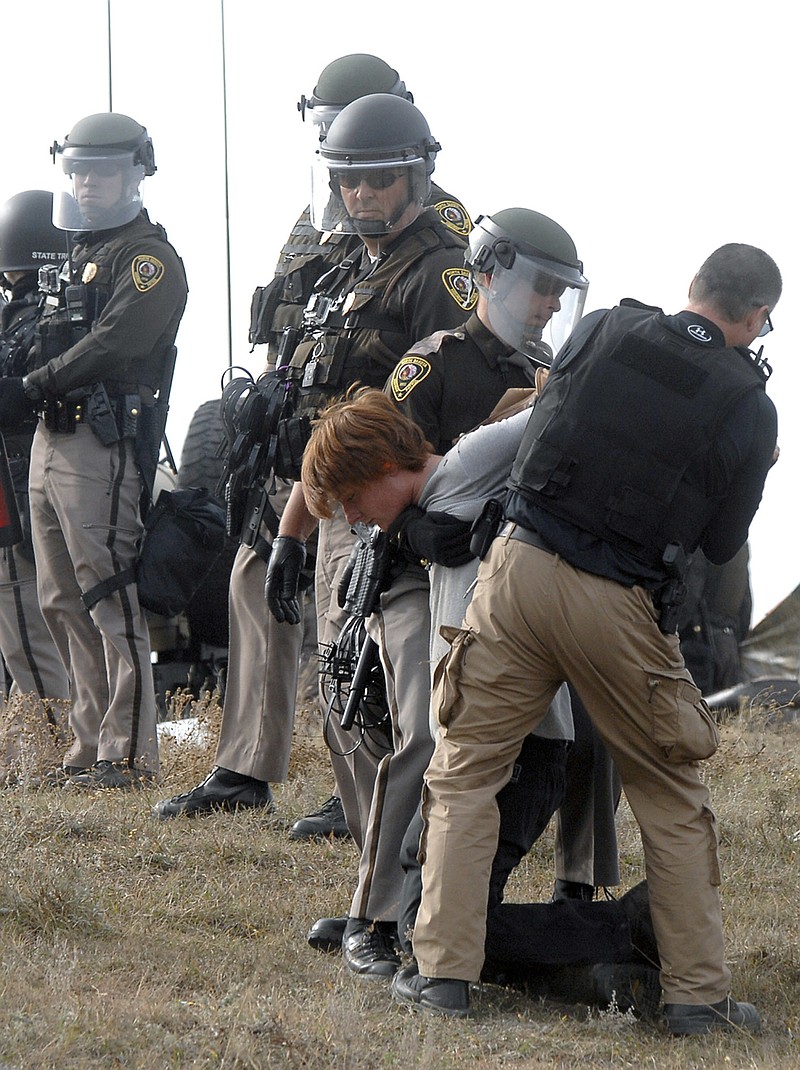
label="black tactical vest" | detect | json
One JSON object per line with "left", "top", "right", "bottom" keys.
{"left": 508, "top": 300, "right": 767, "bottom": 569}
{"left": 287, "top": 214, "right": 467, "bottom": 416}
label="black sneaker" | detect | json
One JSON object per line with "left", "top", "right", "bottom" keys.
{"left": 151, "top": 767, "right": 273, "bottom": 819}
{"left": 289, "top": 795, "right": 351, "bottom": 840}
{"left": 343, "top": 918, "right": 401, "bottom": 978}
{"left": 307, "top": 915, "right": 348, "bottom": 953}
{"left": 391, "top": 962, "right": 471, "bottom": 1017}
{"left": 665, "top": 996, "right": 761, "bottom": 1036}
{"left": 66, "top": 760, "right": 156, "bottom": 791}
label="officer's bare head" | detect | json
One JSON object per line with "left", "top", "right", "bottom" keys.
{"left": 688, "top": 244, "right": 781, "bottom": 338}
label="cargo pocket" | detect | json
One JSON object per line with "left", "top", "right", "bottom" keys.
{"left": 645, "top": 667, "right": 720, "bottom": 762}
{"left": 431, "top": 626, "right": 475, "bottom": 731}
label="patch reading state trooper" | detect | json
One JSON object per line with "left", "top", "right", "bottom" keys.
{"left": 442, "top": 267, "right": 478, "bottom": 311}
{"left": 131, "top": 254, "right": 165, "bottom": 293}
{"left": 390, "top": 356, "right": 431, "bottom": 401}
{"left": 432, "top": 199, "right": 473, "bottom": 237}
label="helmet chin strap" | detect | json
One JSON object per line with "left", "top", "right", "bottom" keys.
{"left": 349, "top": 191, "right": 418, "bottom": 240}
{"left": 347, "top": 168, "right": 426, "bottom": 240}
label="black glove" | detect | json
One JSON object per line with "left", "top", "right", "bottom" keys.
{"left": 265, "top": 535, "right": 306, "bottom": 624}
{"left": 0, "top": 377, "right": 34, "bottom": 431}
{"left": 393, "top": 507, "right": 476, "bottom": 567}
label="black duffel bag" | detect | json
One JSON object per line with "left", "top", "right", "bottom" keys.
{"left": 136, "top": 487, "right": 227, "bottom": 617}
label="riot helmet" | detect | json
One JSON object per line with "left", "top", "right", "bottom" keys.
{"left": 50, "top": 112, "right": 156, "bottom": 231}
{"left": 298, "top": 53, "right": 411, "bottom": 138}
{"left": 311, "top": 94, "right": 440, "bottom": 236}
{"left": 0, "top": 190, "right": 67, "bottom": 274}
{"left": 466, "top": 208, "right": 589, "bottom": 363}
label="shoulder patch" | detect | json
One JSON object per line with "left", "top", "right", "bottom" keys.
{"left": 390, "top": 356, "right": 432, "bottom": 402}
{"left": 432, "top": 199, "right": 473, "bottom": 237}
{"left": 442, "top": 267, "right": 478, "bottom": 311}
{"left": 407, "top": 327, "right": 463, "bottom": 358}
{"left": 132, "top": 254, "right": 165, "bottom": 293}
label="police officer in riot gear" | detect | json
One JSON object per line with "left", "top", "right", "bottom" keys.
{"left": 255, "top": 93, "right": 473, "bottom": 972}
{"left": 390, "top": 208, "right": 588, "bottom": 452}
{"left": 154, "top": 60, "right": 471, "bottom": 832}
{"left": 0, "top": 190, "right": 70, "bottom": 779}
{"left": 50, "top": 112, "right": 156, "bottom": 232}
{"left": 466, "top": 209, "right": 588, "bottom": 363}
{"left": 250, "top": 54, "right": 470, "bottom": 361}
{"left": 0, "top": 112, "right": 188, "bottom": 789}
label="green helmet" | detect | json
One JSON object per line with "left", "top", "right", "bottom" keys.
{"left": 51, "top": 112, "right": 155, "bottom": 231}
{"left": 311, "top": 94, "right": 439, "bottom": 236}
{"left": 298, "top": 53, "right": 411, "bottom": 135}
{"left": 466, "top": 208, "right": 589, "bottom": 363}
{"left": 53, "top": 112, "right": 156, "bottom": 175}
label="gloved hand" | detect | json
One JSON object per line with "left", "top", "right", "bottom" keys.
{"left": 393, "top": 507, "right": 476, "bottom": 567}
{"left": 0, "top": 377, "right": 33, "bottom": 431}
{"left": 265, "top": 535, "right": 307, "bottom": 624}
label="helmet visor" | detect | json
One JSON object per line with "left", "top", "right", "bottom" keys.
{"left": 310, "top": 156, "right": 427, "bottom": 235}
{"left": 484, "top": 252, "right": 588, "bottom": 363}
{"left": 304, "top": 101, "right": 344, "bottom": 139}
{"left": 53, "top": 147, "right": 145, "bottom": 231}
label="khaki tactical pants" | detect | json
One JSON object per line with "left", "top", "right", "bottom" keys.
{"left": 414, "top": 530, "right": 729, "bottom": 1005}
{"left": 0, "top": 543, "right": 70, "bottom": 775}
{"left": 214, "top": 490, "right": 304, "bottom": 782}
{"left": 30, "top": 424, "right": 158, "bottom": 772}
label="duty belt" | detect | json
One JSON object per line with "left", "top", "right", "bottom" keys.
{"left": 41, "top": 395, "right": 89, "bottom": 432}
{"left": 501, "top": 521, "right": 556, "bottom": 555}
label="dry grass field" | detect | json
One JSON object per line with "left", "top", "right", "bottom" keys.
{"left": 0, "top": 689, "right": 798, "bottom": 1069}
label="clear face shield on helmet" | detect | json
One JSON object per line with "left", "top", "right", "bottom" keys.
{"left": 52, "top": 147, "right": 145, "bottom": 231}
{"left": 482, "top": 251, "right": 589, "bottom": 365}
{"left": 299, "top": 98, "right": 343, "bottom": 141}
{"left": 310, "top": 155, "right": 428, "bottom": 236}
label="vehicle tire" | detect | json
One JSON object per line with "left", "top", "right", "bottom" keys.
{"left": 176, "top": 397, "right": 235, "bottom": 665}
{"left": 176, "top": 398, "right": 226, "bottom": 493}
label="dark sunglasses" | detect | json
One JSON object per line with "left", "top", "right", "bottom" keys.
{"left": 333, "top": 169, "right": 404, "bottom": 191}
{"left": 66, "top": 159, "right": 124, "bottom": 178}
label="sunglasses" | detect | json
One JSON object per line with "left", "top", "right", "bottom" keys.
{"left": 757, "top": 313, "right": 773, "bottom": 339}
{"left": 333, "top": 169, "right": 404, "bottom": 191}
{"left": 66, "top": 159, "right": 124, "bottom": 178}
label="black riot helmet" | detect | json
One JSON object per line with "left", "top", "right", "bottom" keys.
{"left": 466, "top": 208, "right": 589, "bottom": 362}
{"left": 311, "top": 94, "right": 440, "bottom": 236}
{"left": 0, "top": 190, "right": 67, "bottom": 273}
{"left": 50, "top": 112, "right": 156, "bottom": 231}
{"left": 298, "top": 54, "right": 411, "bottom": 137}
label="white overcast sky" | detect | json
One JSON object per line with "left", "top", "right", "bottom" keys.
{"left": 3, "top": 0, "right": 797, "bottom": 625}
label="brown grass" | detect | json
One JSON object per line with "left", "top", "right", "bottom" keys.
{"left": 0, "top": 689, "right": 798, "bottom": 1069}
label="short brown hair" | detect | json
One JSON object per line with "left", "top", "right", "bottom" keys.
{"left": 301, "top": 386, "right": 433, "bottom": 519}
